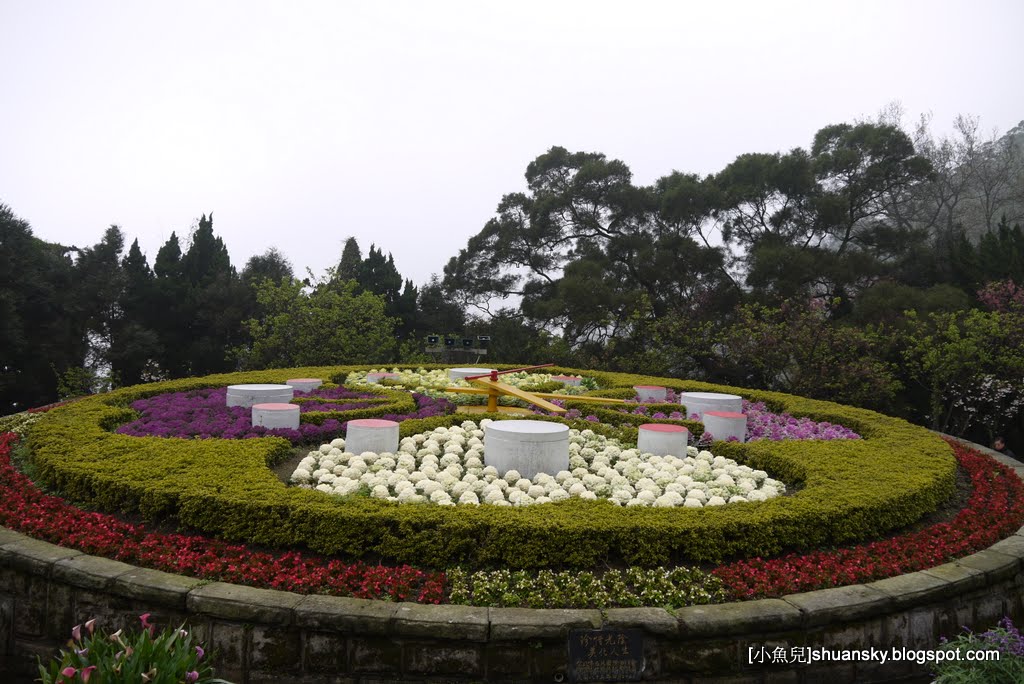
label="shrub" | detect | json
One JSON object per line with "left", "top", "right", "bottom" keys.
{"left": 24, "top": 365, "right": 956, "bottom": 569}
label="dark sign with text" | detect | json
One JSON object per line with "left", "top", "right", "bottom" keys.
{"left": 568, "top": 628, "right": 644, "bottom": 682}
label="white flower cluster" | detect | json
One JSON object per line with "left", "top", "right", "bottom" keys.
{"left": 345, "top": 368, "right": 587, "bottom": 395}
{"left": 290, "top": 420, "right": 785, "bottom": 508}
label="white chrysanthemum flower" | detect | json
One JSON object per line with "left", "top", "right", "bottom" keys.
{"left": 683, "top": 498, "right": 702, "bottom": 508}
{"left": 568, "top": 455, "right": 587, "bottom": 470}
{"left": 706, "top": 496, "right": 727, "bottom": 506}
{"left": 371, "top": 485, "right": 390, "bottom": 499}
{"left": 397, "top": 488, "right": 419, "bottom": 503}
{"left": 714, "top": 474, "right": 735, "bottom": 487}
{"left": 483, "top": 489, "right": 506, "bottom": 504}
{"left": 503, "top": 469, "right": 522, "bottom": 484}
{"left": 625, "top": 497, "right": 647, "bottom": 507}
{"left": 450, "top": 481, "right": 470, "bottom": 498}
{"left": 516, "top": 478, "right": 532, "bottom": 492}
{"left": 554, "top": 470, "right": 572, "bottom": 483}
{"left": 430, "top": 489, "right": 452, "bottom": 504}
{"left": 579, "top": 490, "right": 598, "bottom": 501}
{"left": 665, "top": 482, "right": 686, "bottom": 494}
{"left": 394, "top": 480, "right": 414, "bottom": 493}
{"left": 535, "top": 496, "right": 551, "bottom": 504}
{"left": 290, "top": 468, "right": 311, "bottom": 483}
{"left": 728, "top": 495, "right": 748, "bottom": 504}
{"left": 459, "top": 490, "right": 480, "bottom": 505}
{"left": 747, "top": 490, "right": 768, "bottom": 502}
{"left": 752, "top": 470, "right": 768, "bottom": 482}
{"left": 315, "top": 483, "right": 332, "bottom": 493}
{"left": 612, "top": 489, "right": 633, "bottom": 504}
{"left": 408, "top": 471, "right": 426, "bottom": 483}
{"left": 482, "top": 465, "right": 499, "bottom": 479}
{"left": 465, "top": 456, "right": 483, "bottom": 469}
{"left": 686, "top": 489, "right": 708, "bottom": 502}
{"left": 549, "top": 489, "right": 569, "bottom": 502}
{"left": 299, "top": 456, "right": 318, "bottom": 470}
{"left": 567, "top": 482, "right": 587, "bottom": 496}
{"left": 330, "top": 438, "right": 345, "bottom": 449}
{"left": 527, "top": 484, "right": 546, "bottom": 499}
{"left": 319, "top": 444, "right": 333, "bottom": 455}
{"left": 311, "top": 468, "right": 327, "bottom": 479}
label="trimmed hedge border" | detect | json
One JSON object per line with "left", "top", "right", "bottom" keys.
{"left": 0, "top": 440, "right": 1020, "bottom": 682}
{"left": 26, "top": 365, "right": 956, "bottom": 568}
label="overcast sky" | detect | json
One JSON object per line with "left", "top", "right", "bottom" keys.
{"left": 1, "top": 0, "right": 1021, "bottom": 287}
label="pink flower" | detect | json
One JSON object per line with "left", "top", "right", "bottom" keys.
{"left": 60, "top": 667, "right": 77, "bottom": 678}
{"left": 186, "top": 671, "right": 200, "bottom": 683}
{"left": 71, "top": 624, "right": 82, "bottom": 641}
{"left": 196, "top": 645, "right": 205, "bottom": 660}
{"left": 139, "top": 612, "right": 155, "bottom": 637}
{"left": 84, "top": 618, "right": 96, "bottom": 634}
{"left": 81, "top": 665, "right": 97, "bottom": 682}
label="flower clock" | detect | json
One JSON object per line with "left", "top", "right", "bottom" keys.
{"left": 3, "top": 364, "right": 1022, "bottom": 610}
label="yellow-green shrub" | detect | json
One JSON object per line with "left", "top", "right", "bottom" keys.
{"left": 23, "top": 364, "right": 956, "bottom": 569}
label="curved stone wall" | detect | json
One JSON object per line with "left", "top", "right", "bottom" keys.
{"left": 2, "top": 440, "right": 1023, "bottom": 683}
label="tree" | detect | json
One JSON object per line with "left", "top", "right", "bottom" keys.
{"left": 0, "top": 204, "right": 81, "bottom": 412}
{"left": 335, "top": 237, "right": 362, "bottom": 283}
{"left": 241, "top": 247, "right": 293, "bottom": 288}
{"left": 236, "top": 278, "right": 398, "bottom": 369}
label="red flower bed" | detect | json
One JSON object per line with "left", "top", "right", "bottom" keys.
{"left": 0, "top": 432, "right": 444, "bottom": 603}
{"left": 713, "top": 439, "right": 1024, "bottom": 600}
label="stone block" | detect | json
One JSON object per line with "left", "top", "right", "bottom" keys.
{"left": 349, "top": 636, "right": 402, "bottom": 673}
{"left": 483, "top": 420, "right": 569, "bottom": 480}
{"left": 52, "top": 555, "right": 135, "bottom": 591}
{"left": 252, "top": 402, "right": 300, "bottom": 430}
{"left": 637, "top": 424, "right": 688, "bottom": 458}
{"left": 345, "top": 419, "right": 400, "bottom": 456}
{"left": 488, "top": 607, "right": 601, "bottom": 640}
{"left": 920, "top": 562, "right": 986, "bottom": 594}
{"left": 303, "top": 630, "right": 349, "bottom": 674}
{"left": 249, "top": 623, "right": 301, "bottom": 672}
{"left": 634, "top": 385, "right": 667, "bottom": 402}
{"left": 662, "top": 637, "right": 740, "bottom": 676}
{"left": 866, "top": 570, "right": 960, "bottom": 609}
{"left": 187, "top": 582, "right": 303, "bottom": 625}
{"left": 703, "top": 411, "right": 747, "bottom": 443}
{"left": 294, "top": 595, "right": 398, "bottom": 636}
{"left": 782, "top": 585, "right": 893, "bottom": 629}
{"left": 111, "top": 567, "right": 206, "bottom": 609}
{"left": 0, "top": 537, "right": 82, "bottom": 577}
{"left": 403, "top": 640, "right": 483, "bottom": 676}
{"left": 956, "top": 549, "right": 1020, "bottom": 583}
{"left": 287, "top": 378, "right": 323, "bottom": 393}
{"left": 392, "top": 602, "right": 488, "bottom": 641}
{"left": 226, "top": 383, "right": 294, "bottom": 408}
{"left": 603, "top": 607, "right": 679, "bottom": 637}
{"left": 483, "top": 642, "right": 532, "bottom": 679}
{"left": 675, "top": 599, "right": 802, "bottom": 637}
{"left": 209, "top": 620, "right": 248, "bottom": 675}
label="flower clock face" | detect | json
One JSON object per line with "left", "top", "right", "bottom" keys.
{"left": 290, "top": 420, "right": 786, "bottom": 508}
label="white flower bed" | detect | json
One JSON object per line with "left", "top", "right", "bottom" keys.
{"left": 290, "top": 420, "right": 785, "bottom": 508}
{"left": 345, "top": 368, "right": 588, "bottom": 395}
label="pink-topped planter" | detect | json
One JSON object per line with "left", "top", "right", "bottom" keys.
{"left": 345, "top": 418, "right": 400, "bottom": 455}
{"left": 703, "top": 410, "right": 747, "bottom": 443}
{"left": 679, "top": 391, "right": 742, "bottom": 419}
{"left": 634, "top": 385, "right": 667, "bottom": 402}
{"left": 637, "top": 423, "right": 689, "bottom": 457}
{"left": 252, "top": 402, "right": 300, "bottom": 430}
{"left": 286, "top": 378, "right": 322, "bottom": 393}
{"left": 550, "top": 375, "right": 582, "bottom": 387}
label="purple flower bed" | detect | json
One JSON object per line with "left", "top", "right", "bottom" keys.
{"left": 541, "top": 391, "right": 859, "bottom": 441}
{"left": 114, "top": 387, "right": 455, "bottom": 445}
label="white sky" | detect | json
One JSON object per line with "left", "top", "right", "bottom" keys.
{"left": 1, "top": 0, "right": 1022, "bottom": 286}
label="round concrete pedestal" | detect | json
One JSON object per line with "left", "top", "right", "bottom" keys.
{"left": 634, "top": 385, "right": 667, "bottom": 402}
{"left": 252, "top": 403, "right": 301, "bottom": 430}
{"left": 703, "top": 411, "right": 747, "bottom": 442}
{"left": 483, "top": 420, "right": 569, "bottom": 480}
{"left": 227, "top": 384, "right": 295, "bottom": 408}
{"left": 365, "top": 372, "right": 401, "bottom": 384}
{"left": 679, "top": 392, "right": 742, "bottom": 420}
{"left": 637, "top": 423, "right": 689, "bottom": 457}
{"left": 345, "top": 419, "right": 400, "bottom": 455}
{"left": 449, "top": 368, "right": 494, "bottom": 381}
{"left": 286, "top": 378, "right": 322, "bottom": 393}
{"left": 551, "top": 375, "right": 582, "bottom": 387}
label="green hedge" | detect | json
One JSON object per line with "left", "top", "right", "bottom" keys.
{"left": 24, "top": 364, "right": 956, "bottom": 569}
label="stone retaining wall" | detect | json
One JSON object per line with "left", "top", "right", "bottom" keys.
{"left": 2, "top": 442, "right": 1023, "bottom": 683}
